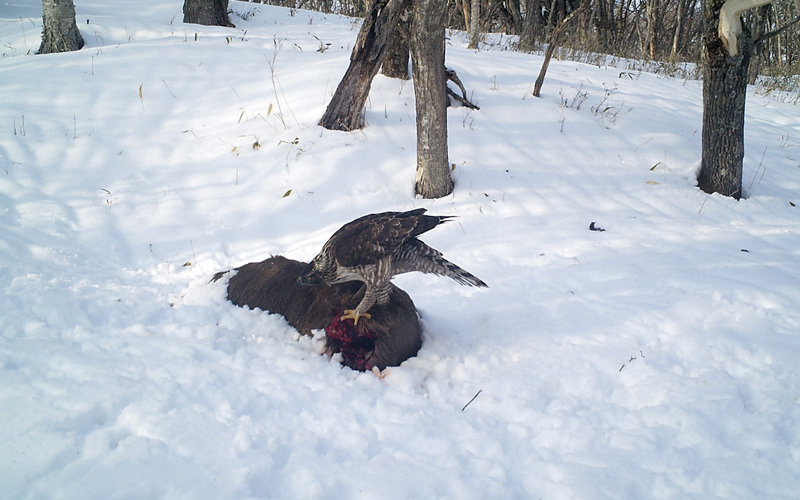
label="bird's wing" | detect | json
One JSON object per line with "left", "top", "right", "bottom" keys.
{"left": 326, "top": 210, "right": 447, "bottom": 268}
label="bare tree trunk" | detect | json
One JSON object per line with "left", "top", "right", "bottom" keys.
{"left": 411, "top": 0, "right": 453, "bottom": 198}
{"left": 505, "top": 0, "right": 525, "bottom": 35}
{"left": 548, "top": 0, "right": 559, "bottom": 26}
{"left": 319, "top": 0, "right": 409, "bottom": 131}
{"left": 457, "top": 0, "right": 471, "bottom": 30}
{"left": 789, "top": 2, "right": 798, "bottom": 66}
{"left": 670, "top": 0, "right": 684, "bottom": 61}
{"left": 532, "top": 38, "right": 558, "bottom": 98}
{"left": 382, "top": 4, "right": 411, "bottom": 79}
{"left": 183, "top": 0, "right": 234, "bottom": 27}
{"left": 468, "top": 0, "right": 481, "bottom": 48}
{"left": 39, "top": 0, "right": 84, "bottom": 54}
{"left": 747, "top": 4, "right": 769, "bottom": 84}
{"left": 533, "top": 1, "right": 589, "bottom": 97}
{"left": 698, "top": 0, "right": 753, "bottom": 199}
{"left": 646, "top": 0, "right": 657, "bottom": 58}
{"left": 518, "top": 0, "right": 541, "bottom": 51}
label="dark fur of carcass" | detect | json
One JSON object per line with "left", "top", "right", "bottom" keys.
{"left": 214, "top": 256, "right": 422, "bottom": 371}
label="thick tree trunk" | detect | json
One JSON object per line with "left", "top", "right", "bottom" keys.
{"left": 319, "top": 0, "right": 410, "bottom": 131}
{"left": 382, "top": 5, "right": 411, "bottom": 80}
{"left": 698, "top": 0, "right": 752, "bottom": 199}
{"left": 411, "top": 0, "right": 453, "bottom": 198}
{"left": 38, "top": 0, "right": 84, "bottom": 55}
{"left": 183, "top": 0, "right": 234, "bottom": 28}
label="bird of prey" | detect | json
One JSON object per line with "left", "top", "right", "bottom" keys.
{"left": 298, "top": 208, "right": 487, "bottom": 324}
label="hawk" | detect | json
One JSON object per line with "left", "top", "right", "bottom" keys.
{"left": 298, "top": 208, "right": 488, "bottom": 324}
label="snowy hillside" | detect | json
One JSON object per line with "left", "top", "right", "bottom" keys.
{"left": 1, "top": 1, "right": 799, "bottom": 498}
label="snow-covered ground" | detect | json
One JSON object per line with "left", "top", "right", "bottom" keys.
{"left": 2, "top": 1, "right": 800, "bottom": 498}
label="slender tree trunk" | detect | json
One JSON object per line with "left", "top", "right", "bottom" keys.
{"left": 468, "top": 0, "right": 481, "bottom": 48}
{"left": 518, "top": 0, "right": 541, "bottom": 51}
{"left": 411, "top": 0, "right": 453, "bottom": 198}
{"left": 698, "top": 0, "right": 752, "bottom": 199}
{"left": 795, "top": 0, "right": 800, "bottom": 55}
{"left": 319, "top": 0, "right": 409, "bottom": 131}
{"left": 38, "top": 0, "right": 84, "bottom": 54}
{"left": 458, "top": 0, "right": 471, "bottom": 30}
{"left": 505, "top": 0, "right": 525, "bottom": 35}
{"left": 646, "top": 0, "right": 657, "bottom": 58}
{"left": 533, "top": 2, "right": 589, "bottom": 97}
{"left": 532, "top": 38, "right": 558, "bottom": 97}
{"left": 746, "top": 4, "right": 769, "bottom": 84}
{"left": 670, "top": 0, "right": 684, "bottom": 61}
{"left": 382, "top": 4, "right": 411, "bottom": 79}
{"left": 183, "top": 0, "right": 234, "bottom": 27}
{"left": 548, "top": 0, "right": 559, "bottom": 26}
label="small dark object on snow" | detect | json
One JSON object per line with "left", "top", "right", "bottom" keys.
{"left": 589, "top": 222, "right": 606, "bottom": 232}
{"left": 741, "top": 248, "right": 750, "bottom": 253}
{"left": 214, "top": 256, "right": 422, "bottom": 371}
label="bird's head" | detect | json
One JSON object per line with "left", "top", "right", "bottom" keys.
{"left": 297, "top": 253, "right": 332, "bottom": 286}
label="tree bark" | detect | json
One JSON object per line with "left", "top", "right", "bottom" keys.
{"left": 319, "top": 0, "right": 410, "bottom": 131}
{"left": 645, "top": 0, "right": 657, "bottom": 59}
{"left": 670, "top": 0, "right": 684, "bottom": 61}
{"left": 746, "top": 4, "right": 769, "bottom": 84}
{"left": 382, "top": 4, "right": 411, "bottom": 79}
{"left": 183, "top": 0, "right": 234, "bottom": 28}
{"left": 468, "top": 0, "right": 481, "bottom": 48}
{"left": 518, "top": 0, "right": 541, "bottom": 51}
{"left": 38, "top": 0, "right": 84, "bottom": 54}
{"left": 458, "top": 0, "right": 471, "bottom": 30}
{"left": 411, "top": 0, "right": 453, "bottom": 198}
{"left": 698, "top": 0, "right": 752, "bottom": 199}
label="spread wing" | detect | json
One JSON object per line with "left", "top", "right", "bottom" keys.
{"left": 325, "top": 209, "right": 450, "bottom": 268}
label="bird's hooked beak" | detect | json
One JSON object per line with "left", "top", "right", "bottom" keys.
{"left": 297, "top": 262, "right": 323, "bottom": 286}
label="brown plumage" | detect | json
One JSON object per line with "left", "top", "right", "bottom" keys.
{"left": 298, "top": 208, "right": 488, "bottom": 324}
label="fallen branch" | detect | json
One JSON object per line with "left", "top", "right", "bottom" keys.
{"left": 446, "top": 68, "right": 480, "bottom": 110}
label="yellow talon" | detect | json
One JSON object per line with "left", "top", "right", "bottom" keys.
{"left": 341, "top": 310, "right": 371, "bottom": 325}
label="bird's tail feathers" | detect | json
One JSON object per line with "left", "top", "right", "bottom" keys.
{"left": 430, "top": 254, "right": 488, "bottom": 288}
{"left": 394, "top": 239, "right": 487, "bottom": 287}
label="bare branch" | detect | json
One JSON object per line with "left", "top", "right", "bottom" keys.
{"left": 755, "top": 15, "right": 800, "bottom": 46}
